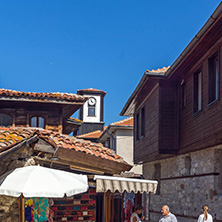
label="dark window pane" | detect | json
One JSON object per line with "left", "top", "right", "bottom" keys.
{"left": 0, "top": 113, "right": 13, "bottom": 127}
{"left": 181, "top": 83, "right": 186, "bottom": 109}
{"left": 136, "top": 113, "right": 139, "bottom": 141}
{"left": 141, "top": 107, "right": 145, "bottom": 137}
{"left": 208, "top": 53, "right": 219, "bottom": 104}
{"left": 88, "top": 107, "right": 95, "bottom": 116}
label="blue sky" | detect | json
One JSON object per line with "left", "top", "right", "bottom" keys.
{"left": 0, "top": 0, "right": 221, "bottom": 125}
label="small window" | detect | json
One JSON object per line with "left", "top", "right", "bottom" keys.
{"left": 0, "top": 113, "right": 13, "bottom": 127}
{"left": 181, "top": 80, "right": 186, "bottom": 109}
{"left": 193, "top": 70, "right": 202, "bottom": 113}
{"left": 136, "top": 112, "right": 139, "bottom": 141}
{"left": 30, "top": 116, "right": 45, "bottom": 128}
{"left": 141, "top": 107, "right": 145, "bottom": 137}
{"left": 208, "top": 52, "right": 219, "bottom": 104}
{"left": 105, "top": 138, "right": 110, "bottom": 148}
{"left": 88, "top": 107, "right": 95, "bottom": 116}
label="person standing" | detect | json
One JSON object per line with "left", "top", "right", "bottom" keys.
{"left": 130, "top": 205, "right": 144, "bottom": 222}
{"left": 197, "top": 205, "right": 213, "bottom": 222}
{"left": 159, "top": 205, "right": 177, "bottom": 222}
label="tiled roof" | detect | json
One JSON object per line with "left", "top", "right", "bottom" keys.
{"left": 0, "top": 89, "right": 87, "bottom": 103}
{"left": 0, "top": 127, "right": 124, "bottom": 163}
{"left": 77, "top": 88, "right": 106, "bottom": 95}
{"left": 0, "top": 127, "right": 35, "bottom": 151}
{"left": 110, "top": 117, "right": 133, "bottom": 126}
{"left": 146, "top": 66, "right": 170, "bottom": 74}
{"left": 77, "top": 130, "right": 104, "bottom": 139}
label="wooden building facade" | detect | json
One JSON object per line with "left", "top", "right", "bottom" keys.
{"left": 121, "top": 3, "right": 222, "bottom": 222}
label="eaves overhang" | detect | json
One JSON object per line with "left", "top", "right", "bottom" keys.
{"left": 98, "top": 125, "right": 133, "bottom": 142}
{"left": 164, "top": 2, "right": 222, "bottom": 79}
{"left": 120, "top": 73, "right": 166, "bottom": 117}
{"left": 54, "top": 147, "right": 132, "bottom": 174}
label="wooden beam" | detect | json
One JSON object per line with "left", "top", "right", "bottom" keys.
{"left": 55, "top": 147, "right": 132, "bottom": 174}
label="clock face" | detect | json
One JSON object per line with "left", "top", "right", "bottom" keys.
{"left": 88, "top": 97, "right": 96, "bottom": 106}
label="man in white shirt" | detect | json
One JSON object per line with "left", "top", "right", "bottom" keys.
{"left": 159, "top": 205, "right": 178, "bottom": 222}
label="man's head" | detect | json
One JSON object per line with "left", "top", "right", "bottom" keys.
{"left": 161, "top": 205, "right": 170, "bottom": 217}
{"left": 135, "top": 205, "right": 143, "bottom": 214}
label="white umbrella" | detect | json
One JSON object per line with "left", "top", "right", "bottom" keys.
{"left": 0, "top": 165, "right": 88, "bottom": 198}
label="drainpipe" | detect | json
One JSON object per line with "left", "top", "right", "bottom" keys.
{"left": 148, "top": 192, "right": 151, "bottom": 222}
{"left": 106, "top": 131, "right": 116, "bottom": 152}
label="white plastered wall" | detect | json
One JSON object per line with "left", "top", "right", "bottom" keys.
{"left": 82, "top": 94, "right": 101, "bottom": 123}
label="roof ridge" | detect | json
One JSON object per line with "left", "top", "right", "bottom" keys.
{"left": 0, "top": 88, "right": 87, "bottom": 102}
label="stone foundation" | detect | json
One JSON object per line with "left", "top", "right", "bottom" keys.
{"left": 143, "top": 146, "right": 222, "bottom": 222}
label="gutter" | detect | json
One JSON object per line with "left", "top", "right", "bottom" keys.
{"left": 165, "top": 2, "right": 222, "bottom": 78}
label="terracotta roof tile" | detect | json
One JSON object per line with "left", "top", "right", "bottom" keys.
{"left": 0, "top": 89, "right": 87, "bottom": 103}
{"left": 110, "top": 117, "right": 133, "bottom": 126}
{"left": 146, "top": 66, "right": 170, "bottom": 74}
{"left": 77, "top": 130, "right": 104, "bottom": 139}
{"left": 0, "top": 127, "right": 36, "bottom": 153}
{"left": 0, "top": 127, "right": 125, "bottom": 164}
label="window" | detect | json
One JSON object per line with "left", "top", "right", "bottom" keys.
{"left": 88, "top": 107, "right": 95, "bottom": 116}
{"left": 0, "top": 113, "right": 13, "bottom": 127}
{"left": 105, "top": 138, "right": 110, "bottom": 148}
{"left": 141, "top": 107, "right": 145, "bottom": 137}
{"left": 136, "top": 112, "right": 139, "bottom": 141}
{"left": 30, "top": 116, "right": 45, "bottom": 128}
{"left": 193, "top": 70, "right": 202, "bottom": 113}
{"left": 181, "top": 80, "right": 186, "bottom": 109}
{"left": 208, "top": 52, "right": 219, "bottom": 104}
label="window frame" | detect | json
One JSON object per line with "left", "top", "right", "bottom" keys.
{"left": 208, "top": 50, "right": 220, "bottom": 105}
{"left": 180, "top": 80, "right": 186, "bottom": 109}
{"left": 193, "top": 68, "right": 202, "bottom": 113}
{"left": 140, "top": 106, "right": 145, "bottom": 138}
{"left": 135, "top": 112, "right": 140, "bottom": 141}
{"left": 30, "top": 116, "right": 45, "bottom": 128}
{"left": 88, "top": 106, "right": 96, "bottom": 117}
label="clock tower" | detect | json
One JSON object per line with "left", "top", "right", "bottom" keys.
{"left": 77, "top": 88, "right": 106, "bottom": 135}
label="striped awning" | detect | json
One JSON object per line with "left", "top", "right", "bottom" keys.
{"left": 94, "top": 175, "right": 158, "bottom": 194}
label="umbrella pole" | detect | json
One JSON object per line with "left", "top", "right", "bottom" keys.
{"left": 18, "top": 194, "right": 24, "bottom": 222}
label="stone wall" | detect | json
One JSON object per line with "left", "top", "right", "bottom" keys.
{"left": 0, "top": 196, "right": 19, "bottom": 222}
{"left": 143, "top": 146, "right": 222, "bottom": 222}
{"left": 0, "top": 145, "right": 35, "bottom": 222}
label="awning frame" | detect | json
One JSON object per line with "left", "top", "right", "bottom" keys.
{"left": 94, "top": 175, "right": 158, "bottom": 194}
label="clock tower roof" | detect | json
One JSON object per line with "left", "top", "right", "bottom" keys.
{"left": 77, "top": 88, "right": 106, "bottom": 96}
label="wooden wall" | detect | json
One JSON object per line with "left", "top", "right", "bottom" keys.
{"left": 159, "top": 81, "right": 179, "bottom": 154}
{"left": 0, "top": 103, "right": 63, "bottom": 133}
{"left": 178, "top": 40, "right": 222, "bottom": 154}
{"left": 134, "top": 85, "right": 160, "bottom": 164}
